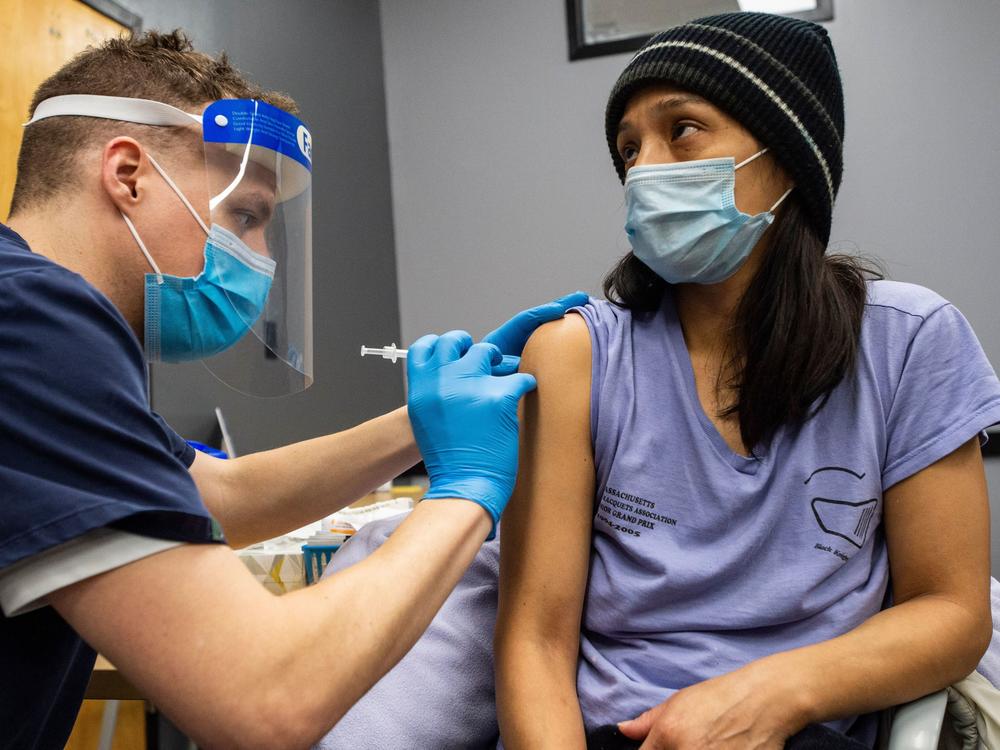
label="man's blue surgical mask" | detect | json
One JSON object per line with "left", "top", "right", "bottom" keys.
{"left": 121, "top": 155, "right": 276, "bottom": 363}
{"left": 624, "top": 148, "right": 792, "bottom": 285}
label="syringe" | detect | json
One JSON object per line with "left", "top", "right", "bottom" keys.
{"left": 360, "top": 343, "right": 407, "bottom": 363}
{"left": 361, "top": 343, "right": 520, "bottom": 371}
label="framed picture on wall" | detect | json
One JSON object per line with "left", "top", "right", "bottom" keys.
{"left": 80, "top": 0, "right": 143, "bottom": 32}
{"left": 566, "top": 0, "right": 834, "bottom": 60}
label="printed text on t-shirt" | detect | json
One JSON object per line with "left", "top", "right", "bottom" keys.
{"left": 596, "top": 486, "right": 677, "bottom": 538}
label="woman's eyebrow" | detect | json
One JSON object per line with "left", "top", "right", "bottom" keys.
{"left": 651, "top": 94, "right": 709, "bottom": 115}
{"left": 618, "top": 94, "right": 710, "bottom": 135}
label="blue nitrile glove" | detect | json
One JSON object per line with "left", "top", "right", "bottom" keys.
{"left": 482, "top": 291, "right": 589, "bottom": 375}
{"left": 407, "top": 330, "right": 538, "bottom": 539}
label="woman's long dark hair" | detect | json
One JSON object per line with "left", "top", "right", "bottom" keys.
{"left": 602, "top": 196, "right": 883, "bottom": 454}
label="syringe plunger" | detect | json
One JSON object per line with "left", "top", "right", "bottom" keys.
{"left": 360, "top": 343, "right": 408, "bottom": 363}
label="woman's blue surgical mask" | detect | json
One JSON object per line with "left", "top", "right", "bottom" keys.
{"left": 624, "top": 148, "right": 792, "bottom": 285}
{"left": 121, "top": 155, "right": 276, "bottom": 363}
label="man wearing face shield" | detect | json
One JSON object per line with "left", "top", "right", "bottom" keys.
{"left": 0, "top": 31, "right": 584, "bottom": 749}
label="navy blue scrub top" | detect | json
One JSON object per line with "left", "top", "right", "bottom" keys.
{"left": 0, "top": 223, "right": 221, "bottom": 749}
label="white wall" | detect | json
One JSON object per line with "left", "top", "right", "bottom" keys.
{"left": 380, "top": 0, "right": 1000, "bottom": 571}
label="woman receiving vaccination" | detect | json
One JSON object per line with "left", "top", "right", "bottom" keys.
{"left": 496, "top": 12, "right": 1000, "bottom": 750}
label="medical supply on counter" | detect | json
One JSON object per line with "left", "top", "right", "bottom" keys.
{"left": 322, "top": 496, "right": 414, "bottom": 532}
{"left": 361, "top": 343, "right": 407, "bottom": 362}
{"left": 238, "top": 542, "right": 308, "bottom": 594}
{"left": 302, "top": 545, "right": 337, "bottom": 585}
{"left": 215, "top": 407, "right": 238, "bottom": 458}
{"left": 239, "top": 494, "right": 416, "bottom": 590}
{"left": 185, "top": 440, "right": 228, "bottom": 459}
{"left": 301, "top": 529, "right": 353, "bottom": 584}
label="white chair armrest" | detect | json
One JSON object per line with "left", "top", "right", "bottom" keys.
{"left": 888, "top": 690, "right": 948, "bottom": 750}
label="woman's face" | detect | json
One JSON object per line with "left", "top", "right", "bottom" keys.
{"left": 615, "top": 83, "right": 792, "bottom": 217}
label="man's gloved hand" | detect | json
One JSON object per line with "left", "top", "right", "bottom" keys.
{"left": 407, "top": 330, "right": 538, "bottom": 539}
{"left": 482, "top": 291, "right": 589, "bottom": 375}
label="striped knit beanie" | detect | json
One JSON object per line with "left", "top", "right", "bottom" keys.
{"left": 605, "top": 12, "right": 844, "bottom": 244}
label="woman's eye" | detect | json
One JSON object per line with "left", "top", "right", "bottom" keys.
{"left": 672, "top": 123, "right": 699, "bottom": 140}
{"left": 621, "top": 144, "right": 639, "bottom": 162}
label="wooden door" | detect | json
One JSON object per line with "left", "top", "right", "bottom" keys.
{"left": 0, "top": 0, "right": 129, "bottom": 221}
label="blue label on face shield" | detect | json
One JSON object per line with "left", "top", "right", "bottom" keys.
{"left": 203, "top": 99, "right": 313, "bottom": 172}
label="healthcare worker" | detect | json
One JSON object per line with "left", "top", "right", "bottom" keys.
{"left": 0, "top": 31, "right": 585, "bottom": 749}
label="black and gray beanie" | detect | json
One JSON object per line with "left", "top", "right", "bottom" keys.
{"left": 605, "top": 12, "right": 844, "bottom": 244}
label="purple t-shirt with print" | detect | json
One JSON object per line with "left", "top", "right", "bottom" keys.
{"left": 573, "top": 280, "right": 1000, "bottom": 746}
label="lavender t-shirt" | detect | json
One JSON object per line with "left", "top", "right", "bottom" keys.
{"left": 573, "top": 280, "right": 1000, "bottom": 746}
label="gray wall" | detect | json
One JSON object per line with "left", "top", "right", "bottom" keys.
{"left": 379, "top": 0, "right": 1000, "bottom": 570}
{"left": 381, "top": 0, "right": 627, "bottom": 343}
{"left": 129, "top": 0, "right": 405, "bottom": 454}
{"left": 382, "top": 0, "right": 1000, "bottom": 353}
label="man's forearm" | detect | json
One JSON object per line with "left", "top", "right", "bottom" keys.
{"left": 211, "top": 407, "right": 421, "bottom": 547}
{"left": 55, "top": 500, "right": 492, "bottom": 749}
{"left": 276, "top": 500, "right": 492, "bottom": 744}
{"left": 749, "top": 594, "right": 990, "bottom": 732}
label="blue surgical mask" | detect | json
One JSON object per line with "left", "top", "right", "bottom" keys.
{"left": 624, "top": 148, "right": 792, "bottom": 285}
{"left": 121, "top": 155, "right": 276, "bottom": 363}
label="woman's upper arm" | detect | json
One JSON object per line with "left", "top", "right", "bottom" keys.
{"left": 883, "top": 436, "right": 992, "bottom": 646}
{"left": 497, "top": 315, "right": 594, "bottom": 652}
{"left": 497, "top": 313, "right": 595, "bottom": 657}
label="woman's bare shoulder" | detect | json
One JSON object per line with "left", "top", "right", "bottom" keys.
{"left": 520, "top": 312, "right": 591, "bottom": 377}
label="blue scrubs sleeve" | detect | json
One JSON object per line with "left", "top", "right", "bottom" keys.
{"left": 151, "top": 411, "right": 197, "bottom": 467}
{"left": 0, "top": 266, "right": 220, "bottom": 569}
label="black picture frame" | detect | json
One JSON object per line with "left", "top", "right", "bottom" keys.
{"left": 567, "top": 0, "right": 834, "bottom": 61}
{"left": 79, "top": 0, "right": 143, "bottom": 33}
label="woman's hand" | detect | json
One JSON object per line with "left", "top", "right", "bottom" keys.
{"left": 617, "top": 663, "right": 811, "bottom": 750}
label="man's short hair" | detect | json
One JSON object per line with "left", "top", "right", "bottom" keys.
{"left": 9, "top": 29, "right": 298, "bottom": 216}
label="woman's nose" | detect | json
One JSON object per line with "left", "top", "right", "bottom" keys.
{"left": 633, "top": 142, "right": 677, "bottom": 169}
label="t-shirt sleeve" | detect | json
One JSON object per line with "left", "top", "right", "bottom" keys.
{"left": 0, "top": 528, "right": 184, "bottom": 617}
{"left": 0, "top": 268, "right": 220, "bottom": 569}
{"left": 572, "top": 298, "right": 628, "bottom": 444}
{"left": 882, "top": 302, "right": 1000, "bottom": 489}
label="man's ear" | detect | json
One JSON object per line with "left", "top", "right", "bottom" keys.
{"left": 100, "top": 137, "right": 145, "bottom": 211}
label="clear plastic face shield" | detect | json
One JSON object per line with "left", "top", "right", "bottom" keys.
{"left": 199, "top": 99, "right": 313, "bottom": 396}
{"left": 26, "top": 95, "right": 313, "bottom": 397}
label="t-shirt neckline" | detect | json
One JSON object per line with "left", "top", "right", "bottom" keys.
{"left": 661, "top": 289, "right": 765, "bottom": 475}
{"left": 0, "top": 222, "right": 30, "bottom": 250}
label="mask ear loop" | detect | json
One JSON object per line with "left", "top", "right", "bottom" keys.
{"left": 121, "top": 211, "right": 163, "bottom": 284}
{"left": 735, "top": 147, "right": 769, "bottom": 170}
{"left": 121, "top": 152, "right": 213, "bottom": 283}
{"left": 769, "top": 186, "right": 794, "bottom": 213}
{"left": 735, "top": 147, "right": 794, "bottom": 213}
{"left": 145, "top": 154, "right": 210, "bottom": 235}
